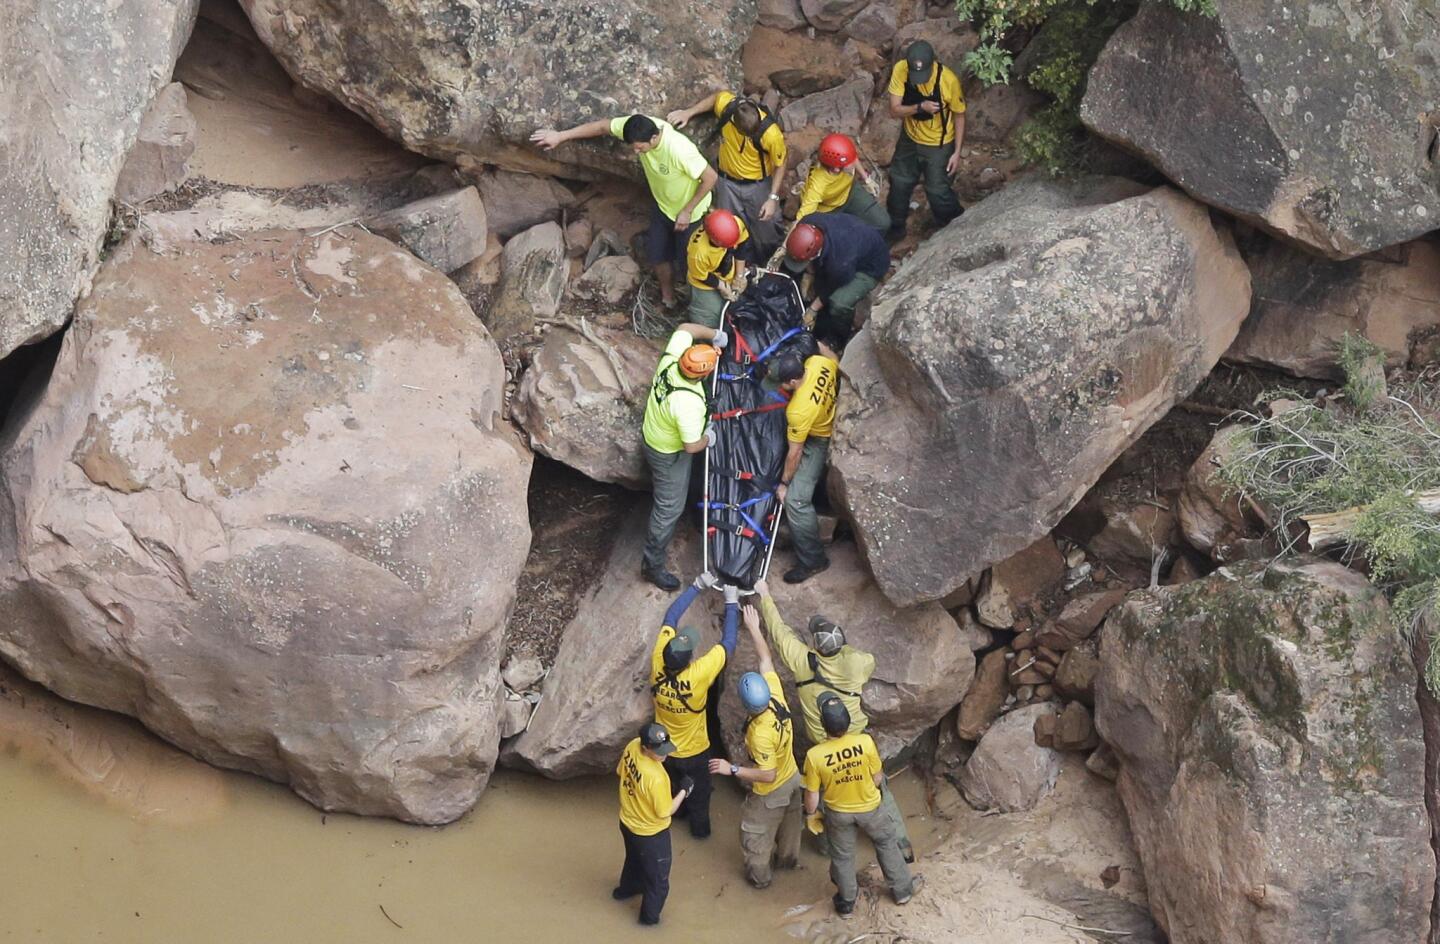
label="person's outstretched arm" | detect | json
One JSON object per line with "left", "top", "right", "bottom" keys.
{"left": 530, "top": 118, "right": 614, "bottom": 151}
{"left": 662, "top": 576, "right": 706, "bottom": 628}
{"left": 719, "top": 587, "right": 740, "bottom": 657}
{"left": 742, "top": 605, "right": 775, "bottom": 677}
{"left": 666, "top": 91, "right": 722, "bottom": 129}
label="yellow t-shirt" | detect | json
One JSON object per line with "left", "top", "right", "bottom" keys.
{"left": 686, "top": 217, "right": 751, "bottom": 290}
{"left": 802, "top": 732, "right": 882, "bottom": 814}
{"left": 609, "top": 116, "right": 714, "bottom": 220}
{"left": 713, "top": 92, "right": 788, "bottom": 182}
{"left": 618, "top": 737, "right": 673, "bottom": 836}
{"left": 642, "top": 329, "right": 709, "bottom": 454}
{"left": 650, "top": 626, "right": 728, "bottom": 758}
{"left": 785, "top": 355, "right": 839, "bottom": 443}
{"left": 797, "top": 165, "right": 856, "bottom": 220}
{"left": 886, "top": 62, "right": 966, "bottom": 147}
{"left": 744, "top": 670, "right": 799, "bottom": 797}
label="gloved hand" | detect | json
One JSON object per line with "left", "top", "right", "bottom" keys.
{"left": 864, "top": 174, "right": 881, "bottom": 198}
{"left": 697, "top": 571, "right": 720, "bottom": 590}
{"left": 704, "top": 426, "right": 717, "bottom": 448}
{"left": 678, "top": 775, "right": 696, "bottom": 796}
{"left": 711, "top": 329, "right": 729, "bottom": 351}
{"left": 718, "top": 281, "right": 737, "bottom": 302}
{"left": 767, "top": 246, "right": 786, "bottom": 270}
{"left": 724, "top": 585, "right": 739, "bottom": 605}
{"left": 806, "top": 811, "right": 825, "bottom": 835}
{"left": 732, "top": 270, "right": 750, "bottom": 296}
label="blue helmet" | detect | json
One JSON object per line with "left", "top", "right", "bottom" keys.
{"left": 738, "top": 672, "right": 771, "bottom": 714}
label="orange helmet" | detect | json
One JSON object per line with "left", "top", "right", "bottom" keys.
{"left": 818, "top": 133, "right": 858, "bottom": 171}
{"left": 703, "top": 209, "right": 742, "bottom": 249}
{"left": 679, "top": 343, "right": 720, "bottom": 378}
{"left": 785, "top": 223, "right": 824, "bottom": 263}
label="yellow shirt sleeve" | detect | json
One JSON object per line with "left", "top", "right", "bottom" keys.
{"left": 690, "top": 644, "right": 728, "bottom": 689}
{"left": 609, "top": 116, "right": 627, "bottom": 139}
{"left": 944, "top": 68, "right": 967, "bottom": 114}
{"left": 886, "top": 61, "right": 908, "bottom": 97}
{"left": 801, "top": 752, "right": 820, "bottom": 793}
{"left": 761, "top": 123, "right": 787, "bottom": 175}
{"left": 865, "top": 735, "right": 882, "bottom": 778}
{"left": 797, "top": 167, "right": 824, "bottom": 220}
{"left": 713, "top": 90, "right": 736, "bottom": 119}
{"left": 645, "top": 763, "right": 672, "bottom": 819}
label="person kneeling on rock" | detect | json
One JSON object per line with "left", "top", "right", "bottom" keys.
{"left": 795, "top": 133, "right": 889, "bottom": 232}
{"left": 650, "top": 574, "right": 739, "bottom": 839}
{"left": 614, "top": 722, "right": 692, "bottom": 925}
{"left": 781, "top": 216, "right": 889, "bottom": 349}
{"left": 803, "top": 693, "right": 915, "bottom": 917}
{"left": 686, "top": 209, "right": 752, "bottom": 328}
{"left": 708, "top": 604, "right": 804, "bottom": 889}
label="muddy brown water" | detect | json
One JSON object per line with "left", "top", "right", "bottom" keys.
{"left": 0, "top": 676, "right": 941, "bottom": 943}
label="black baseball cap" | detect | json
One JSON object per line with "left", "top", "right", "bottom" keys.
{"left": 640, "top": 722, "right": 677, "bottom": 756}
{"left": 907, "top": 40, "right": 935, "bottom": 74}
{"left": 662, "top": 626, "right": 702, "bottom": 669}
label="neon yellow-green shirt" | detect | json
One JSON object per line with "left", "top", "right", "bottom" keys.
{"left": 610, "top": 117, "right": 714, "bottom": 220}
{"left": 886, "top": 62, "right": 966, "bottom": 147}
{"left": 642, "top": 329, "right": 709, "bottom": 454}
{"left": 762, "top": 596, "right": 874, "bottom": 744}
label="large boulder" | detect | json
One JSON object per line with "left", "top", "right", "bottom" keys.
{"left": 114, "top": 82, "right": 198, "bottom": 206}
{"left": 512, "top": 324, "right": 660, "bottom": 488}
{"left": 0, "top": 0, "right": 200, "bottom": 360}
{"left": 1081, "top": 0, "right": 1440, "bottom": 259}
{"left": 830, "top": 176, "right": 1251, "bottom": 607}
{"left": 1098, "top": 559, "right": 1434, "bottom": 943}
{"left": 958, "top": 703, "right": 1061, "bottom": 812}
{"left": 237, "top": 0, "right": 751, "bottom": 180}
{"left": 485, "top": 221, "right": 567, "bottom": 341}
{"left": 0, "top": 228, "right": 533, "bottom": 825}
{"left": 1227, "top": 236, "right": 1440, "bottom": 379}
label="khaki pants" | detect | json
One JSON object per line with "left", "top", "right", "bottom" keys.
{"left": 825, "top": 804, "right": 913, "bottom": 904}
{"left": 739, "top": 773, "right": 803, "bottom": 887}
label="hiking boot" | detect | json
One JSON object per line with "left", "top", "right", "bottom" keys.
{"left": 612, "top": 886, "right": 639, "bottom": 901}
{"left": 641, "top": 566, "right": 681, "bottom": 591}
{"left": 894, "top": 873, "right": 924, "bottom": 906}
{"left": 833, "top": 894, "right": 856, "bottom": 918}
{"left": 784, "top": 559, "right": 830, "bottom": 584}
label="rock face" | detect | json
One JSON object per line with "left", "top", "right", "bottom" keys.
{"left": 959, "top": 703, "right": 1061, "bottom": 812}
{"left": 473, "top": 170, "right": 576, "bottom": 239}
{"left": 1227, "top": 237, "right": 1440, "bottom": 379}
{"left": 366, "top": 187, "right": 488, "bottom": 274}
{"left": 831, "top": 176, "right": 1251, "bottom": 606}
{"left": 780, "top": 74, "right": 876, "bottom": 137}
{"left": 0, "top": 0, "right": 200, "bottom": 360}
{"left": 512, "top": 325, "right": 659, "bottom": 488}
{"left": 486, "top": 221, "right": 567, "bottom": 340}
{"left": 1081, "top": 0, "right": 1440, "bottom": 259}
{"left": 1177, "top": 424, "right": 1259, "bottom": 561}
{"left": 1099, "top": 559, "right": 1434, "bottom": 943}
{"left": 237, "top": 0, "right": 751, "bottom": 179}
{"left": 114, "top": 82, "right": 198, "bottom": 205}
{"left": 0, "top": 229, "right": 533, "bottom": 825}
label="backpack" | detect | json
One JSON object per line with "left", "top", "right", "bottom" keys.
{"left": 709, "top": 97, "right": 780, "bottom": 178}
{"left": 901, "top": 64, "right": 949, "bottom": 134}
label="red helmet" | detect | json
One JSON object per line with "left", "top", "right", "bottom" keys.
{"left": 703, "top": 209, "right": 742, "bottom": 249}
{"left": 785, "top": 223, "right": 824, "bottom": 263}
{"left": 817, "top": 133, "right": 858, "bottom": 171}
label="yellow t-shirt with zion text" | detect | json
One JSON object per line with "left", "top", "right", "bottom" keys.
{"left": 797, "top": 165, "right": 856, "bottom": 220}
{"left": 713, "top": 91, "right": 787, "bottom": 182}
{"left": 802, "top": 732, "right": 882, "bottom": 814}
{"left": 687, "top": 217, "right": 751, "bottom": 290}
{"left": 744, "top": 670, "right": 799, "bottom": 797}
{"left": 886, "top": 62, "right": 966, "bottom": 147}
{"left": 618, "top": 737, "right": 673, "bottom": 836}
{"left": 786, "top": 355, "right": 839, "bottom": 443}
{"left": 650, "top": 626, "right": 727, "bottom": 758}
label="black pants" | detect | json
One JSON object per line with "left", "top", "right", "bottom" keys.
{"left": 664, "top": 750, "right": 713, "bottom": 839}
{"left": 617, "top": 823, "right": 672, "bottom": 925}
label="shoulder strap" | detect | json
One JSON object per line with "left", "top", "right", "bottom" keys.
{"left": 651, "top": 665, "right": 707, "bottom": 714}
{"left": 652, "top": 359, "right": 708, "bottom": 408}
{"left": 796, "top": 650, "right": 862, "bottom": 699}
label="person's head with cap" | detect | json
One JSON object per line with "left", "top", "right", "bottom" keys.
{"left": 809, "top": 615, "right": 846, "bottom": 657}
{"left": 663, "top": 626, "right": 702, "bottom": 670}
{"left": 906, "top": 40, "right": 935, "bottom": 83}
{"left": 817, "top": 691, "right": 851, "bottom": 738}
{"left": 640, "top": 721, "right": 677, "bottom": 759}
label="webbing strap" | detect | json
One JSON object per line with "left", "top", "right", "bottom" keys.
{"left": 753, "top": 327, "right": 805, "bottom": 365}
{"left": 712, "top": 400, "right": 787, "bottom": 421}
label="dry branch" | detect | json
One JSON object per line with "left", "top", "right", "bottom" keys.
{"left": 1303, "top": 488, "right": 1440, "bottom": 550}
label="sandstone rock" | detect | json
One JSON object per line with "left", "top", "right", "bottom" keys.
{"left": 473, "top": 171, "right": 576, "bottom": 239}
{"left": 115, "top": 82, "right": 198, "bottom": 205}
{"left": 1012, "top": 630, "right": 1036, "bottom": 651}
{"left": 571, "top": 255, "right": 642, "bottom": 306}
{"left": 237, "top": 0, "right": 750, "bottom": 180}
{"left": 1033, "top": 711, "right": 1057, "bottom": 748}
{"left": 770, "top": 68, "right": 847, "bottom": 98}
{"left": 831, "top": 176, "right": 1251, "bottom": 606}
{"left": 1081, "top": 0, "right": 1440, "bottom": 259}
{"left": 974, "top": 571, "right": 1014, "bottom": 629}
{"left": 1087, "top": 501, "right": 1177, "bottom": 570}
{"left": 802, "top": 0, "right": 871, "bottom": 31}
{"left": 1033, "top": 683, "right": 1054, "bottom": 701}
{"left": 563, "top": 218, "right": 595, "bottom": 258}
{"left": 486, "top": 221, "right": 567, "bottom": 340}
{"left": 991, "top": 537, "right": 1066, "bottom": 611}
{"left": 954, "top": 609, "right": 993, "bottom": 651}
{"left": 956, "top": 648, "right": 1009, "bottom": 741}
{"left": 1177, "top": 424, "right": 1256, "bottom": 561}
{"left": 1098, "top": 559, "right": 1433, "bottom": 943}
{"left": 1052, "top": 701, "right": 1098, "bottom": 752}
{"left": 512, "top": 324, "right": 657, "bottom": 488}
{"left": 959, "top": 703, "right": 1061, "bottom": 812}
{"left": 1085, "top": 741, "right": 1119, "bottom": 781}
{"left": 0, "top": 228, "right": 532, "bottom": 824}
{"left": 759, "top": 0, "right": 808, "bottom": 29}
{"left": 502, "top": 655, "right": 546, "bottom": 693}
{"left": 963, "top": 78, "right": 1046, "bottom": 145}
{"left": 450, "top": 235, "right": 506, "bottom": 293}
{"left": 498, "top": 694, "right": 533, "bottom": 739}
{"left": 1035, "top": 590, "right": 1128, "bottom": 652}
{"left": 844, "top": 2, "right": 897, "bottom": 46}
{"left": 1164, "top": 555, "right": 1203, "bottom": 586}
{"left": 780, "top": 74, "right": 875, "bottom": 137}
{"left": 0, "top": 0, "right": 200, "bottom": 360}
{"left": 857, "top": 82, "right": 904, "bottom": 165}
{"left": 1053, "top": 645, "right": 1099, "bottom": 705}
{"left": 892, "top": 18, "right": 978, "bottom": 72}
{"left": 367, "top": 187, "right": 489, "bottom": 274}
{"left": 1227, "top": 237, "right": 1440, "bottom": 379}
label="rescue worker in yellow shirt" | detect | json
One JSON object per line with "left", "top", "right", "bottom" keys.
{"left": 651, "top": 574, "right": 740, "bottom": 839}
{"left": 668, "top": 91, "right": 787, "bottom": 257}
{"left": 614, "top": 722, "right": 693, "bottom": 925}
{"left": 796, "top": 134, "right": 889, "bottom": 232}
{"left": 803, "top": 693, "right": 915, "bottom": 917}
{"left": 884, "top": 40, "right": 966, "bottom": 241}
{"left": 770, "top": 341, "right": 839, "bottom": 584}
{"left": 752, "top": 577, "right": 915, "bottom": 862}
{"left": 686, "top": 209, "right": 752, "bottom": 328}
{"left": 708, "top": 604, "right": 803, "bottom": 889}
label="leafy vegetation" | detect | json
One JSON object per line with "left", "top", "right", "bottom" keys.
{"left": 1219, "top": 338, "right": 1440, "bottom": 690}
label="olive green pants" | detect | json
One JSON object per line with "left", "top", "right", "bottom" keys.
{"left": 688, "top": 285, "right": 726, "bottom": 328}
{"left": 886, "top": 134, "right": 961, "bottom": 230}
{"left": 825, "top": 804, "right": 913, "bottom": 904}
{"left": 839, "top": 185, "right": 890, "bottom": 232}
{"left": 819, "top": 273, "right": 878, "bottom": 343}
{"left": 739, "top": 773, "right": 803, "bottom": 887}
{"left": 784, "top": 436, "right": 830, "bottom": 570}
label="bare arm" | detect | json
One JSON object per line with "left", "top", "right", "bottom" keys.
{"left": 804, "top": 789, "right": 820, "bottom": 815}
{"left": 530, "top": 118, "right": 614, "bottom": 151}
{"left": 710, "top": 755, "right": 779, "bottom": 784}
{"left": 743, "top": 605, "right": 775, "bottom": 676}
{"left": 674, "top": 166, "right": 719, "bottom": 230}
{"left": 777, "top": 440, "right": 804, "bottom": 501}
{"left": 666, "top": 91, "right": 722, "bottom": 129}
{"left": 678, "top": 322, "right": 720, "bottom": 342}
{"left": 668, "top": 787, "right": 689, "bottom": 814}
